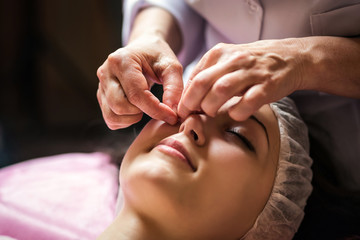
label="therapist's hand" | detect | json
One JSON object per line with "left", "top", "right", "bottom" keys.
{"left": 97, "top": 6, "right": 183, "bottom": 130}
{"left": 97, "top": 34, "right": 183, "bottom": 129}
{"left": 178, "top": 39, "right": 306, "bottom": 121}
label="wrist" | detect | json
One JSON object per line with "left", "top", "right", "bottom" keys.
{"left": 129, "top": 7, "right": 182, "bottom": 54}
{"left": 294, "top": 38, "right": 318, "bottom": 91}
{"left": 295, "top": 36, "right": 359, "bottom": 95}
{"left": 282, "top": 37, "right": 323, "bottom": 92}
{"left": 275, "top": 38, "right": 312, "bottom": 92}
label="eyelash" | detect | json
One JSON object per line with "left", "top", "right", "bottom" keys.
{"left": 226, "top": 129, "right": 255, "bottom": 152}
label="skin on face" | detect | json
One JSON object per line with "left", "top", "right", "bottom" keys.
{"left": 119, "top": 98, "right": 280, "bottom": 240}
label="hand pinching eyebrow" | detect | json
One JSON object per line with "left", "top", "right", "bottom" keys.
{"left": 178, "top": 42, "right": 302, "bottom": 122}
{"left": 96, "top": 7, "right": 183, "bottom": 129}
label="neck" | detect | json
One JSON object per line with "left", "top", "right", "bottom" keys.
{"left": 97, "top": 208, "right": 169, "bottom": 240}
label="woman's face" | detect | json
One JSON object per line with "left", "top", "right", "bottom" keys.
{"left": 120, "top": 100, "right": 280, "bottom": 239}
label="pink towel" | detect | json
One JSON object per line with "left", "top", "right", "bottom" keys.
{"left": 0, "top": 152, "right": 119, "bottom": 240}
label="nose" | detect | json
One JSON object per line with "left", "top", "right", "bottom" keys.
{"left": 179, "top": 114, "right": 206, "bottom": 146}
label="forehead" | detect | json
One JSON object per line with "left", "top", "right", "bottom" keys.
{"left": 255, "top": 104, "right": 281, "bottom": 165}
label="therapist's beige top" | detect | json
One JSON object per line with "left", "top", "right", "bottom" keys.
{"left": 188, "top": 0, "right": 360, "bottom": 46}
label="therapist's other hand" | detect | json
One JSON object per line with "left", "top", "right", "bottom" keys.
{"left": 97, "top": 35, "right": 183, "bottom": 129}
{"left": 178, "top": 40, "right": 305, "bottom": 121}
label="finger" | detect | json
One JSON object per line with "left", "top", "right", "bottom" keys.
{"left": 116, "top": 61, "right": 178, "bottom": 125}
{"left": 179, "top": 61, "right": 238, "bottom": 114}
{"left": 181, "top": 53, "right": 218, "bottom": 96}
{"left": 105, "top": 79, "right": 142, "bottom": 115}
{"left": 161, "top": 62, "right": 184, "bottom": 113}
{"left": 98, "top": 87, "right": 143, "bottom": 129}
{"left": 142, "top": 55, "right": 183, "bottom": 113}
{"left": 105, "top": 110, "right": 143, "bottom": 130}
{"left": 177, "top": 101, "right": 193, "bottom": 119}
{"left": 97, "top": 61, "right": 112, "bottom": 88}
{"left": 188, "top": 43, "right": 226, "bottom": 80}
{"left": 200, "top": 69, "right": 261, "bottom": 117}
{"left": 127, "top": 87, "right": 178, "bottom": 125}
{"left": 228, "top": 84, "right": 272, "bottom": 122}
{"left": 99, "top": 57, "right": 144, "bottom": 115}
{"left": 181, "top": 48, "right": 253, "bottom": 112}
{"left": 123, "top": 71, "right": 178, "bottom": 124}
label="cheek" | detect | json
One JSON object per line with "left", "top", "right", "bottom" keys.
{"left": 205, "top": 142, "right": 272, "bottom": 203}
{"left": 119, "top": 152, "right": 178, "bottom": 214}
{"left": 191, "top": 142, "right": 269, "bottom": 231}
{"left": 208, "top": 142, "right": 253, "bottom": 173}
{"left": 207, "top": 146, "right": 255, "bottom": 194}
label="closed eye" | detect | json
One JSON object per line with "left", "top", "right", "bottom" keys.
{"left": 226, "top": 129, "right": 255, "bottom": 152}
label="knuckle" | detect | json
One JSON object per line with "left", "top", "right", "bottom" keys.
{"left": 246, "top": 55, "right": 257, "bottom": 66}
{"left": 172, "top": 61, "right": 183, "bottom": 72}
{"left": 213, "top": 42, "right": 231, "bottom": 54}
{"left": 229, "top": 51, "right": 254, "bottom": 67}
{"left": 163, "top": 82, "right": 182, "bottom": 95}
{"left": 154, "top": 58, "right": 183, "bottom": 78}
{"left": 107, "top": 49, "right": 129, "bottom": 66}
{"left": 107, "top": 52, "right": 120, "bottom": 64}
{"left": 96, "top": 66, "right": 102, "bottom": 79}
{"left": 230, "top": 51, "right": 246, "bottom": 62}
{"left": 191, "top": 75, "right": 208, "bottom": 89}
{"left": 260, "top": 70, "right": 272, "bottom": 80}
{"left": 96, "top": 66, "right": 106, "bottom": 82}
{"left": 204, "top": 43, "right": 226, "bottom": 59}
{"left": 213, "top": 80, "right": 232, "bottom": 97}
{"left": 167, "top": 61, "right": 183, "bottom": 75}
{"left": 213, "top": 42, "right": 226, "bottom": 52}
{"left": 263, "top": 75, "right": 277, "bottom": 89}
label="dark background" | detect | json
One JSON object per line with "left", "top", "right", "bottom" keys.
{"left": 0, "top": 0, "right": 134, "bottom": 167}
{"left": 2, "top": 2, "right": 360, "bottom": 239}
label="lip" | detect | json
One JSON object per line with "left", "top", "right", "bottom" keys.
{"left": 156, "top": 138, "right": 196, "bottom": 172}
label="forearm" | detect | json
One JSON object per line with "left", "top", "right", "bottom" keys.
{"left": 299, "top": 36, "right": 360, "bottom": 98}
{"left": 129, "top": 7, "right": 182, "bottom": 55}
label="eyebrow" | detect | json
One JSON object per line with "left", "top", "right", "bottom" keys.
{"left": 249, "top": 115, "right": 269, "bottom": 146}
